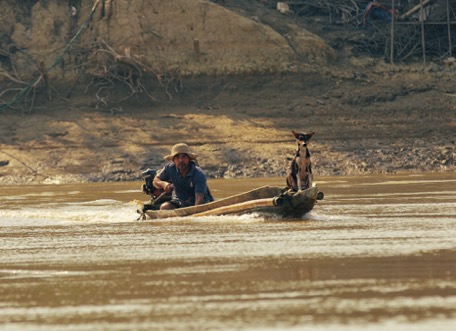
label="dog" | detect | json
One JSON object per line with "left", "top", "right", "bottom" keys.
{"left": 286, "top": 130, "right": 315, "bottom": 191}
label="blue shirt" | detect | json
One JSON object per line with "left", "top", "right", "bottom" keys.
{"left": 157, "top": 162, "right": 213, "bottom": 204}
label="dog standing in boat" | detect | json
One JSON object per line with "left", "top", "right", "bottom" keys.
{"left": 286, "top": 130, "right": 315, "bottom": 191}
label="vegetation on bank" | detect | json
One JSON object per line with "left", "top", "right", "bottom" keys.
{"left": 2, "top": 0, "right": 455, "bottom": 114}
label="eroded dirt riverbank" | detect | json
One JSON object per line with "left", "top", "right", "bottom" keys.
{"left": 0, "top": 1, "right": 454, "bottom": 185}
{"left": 0, "top": 70, "right": 454, "bottom": 185}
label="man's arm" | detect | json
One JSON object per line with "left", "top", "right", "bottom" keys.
{"left": 153, "top": 175, "right": 174, "bottom": 193}
{"left": 194, "top": 193, "right": 205, "bottom": 206}
{"left": 193, "top": 168, "right": 209, "bottom": 205}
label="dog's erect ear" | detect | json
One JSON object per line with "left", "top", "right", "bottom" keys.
{"left": 304, "top": 131, "right": 315, "bottom": 141}
{"left": 292, "top": 130, "right": 315, "bottom": 142}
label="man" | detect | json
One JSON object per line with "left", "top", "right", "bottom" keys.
{"left": 153, "top": 143, "right": 213, "bottom": 210}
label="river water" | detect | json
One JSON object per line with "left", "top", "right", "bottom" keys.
{"left": 0, "top": 173, "right": 455, "bottom": 331}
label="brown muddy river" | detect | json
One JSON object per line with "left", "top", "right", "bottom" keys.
{"left": 1, "top": 173, "right": 455, "bottom": 330}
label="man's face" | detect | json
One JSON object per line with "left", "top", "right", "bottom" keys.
{"left": 173, "top": 153, "right": 190, "bottom": 172}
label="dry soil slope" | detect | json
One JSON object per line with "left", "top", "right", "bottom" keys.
{"left": 2, "top": 0, "right": 335, "bottom": 84}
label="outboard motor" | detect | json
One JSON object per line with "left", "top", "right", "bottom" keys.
{"left": 140, "top": 169, "right": 172, "bottom": 212}
{"left": 141, "top": 169, "right": 159, "bottom": 197}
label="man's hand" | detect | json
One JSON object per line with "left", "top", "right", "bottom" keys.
{"left": 163, "top": 182, "right": 174, "bottom": 193}
{"left": 153, "top": 176, "right": 174, "bottom": 193}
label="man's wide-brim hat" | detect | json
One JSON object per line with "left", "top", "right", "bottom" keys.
{"left": 164, "top": 143, "right": 198, "bottom": 161}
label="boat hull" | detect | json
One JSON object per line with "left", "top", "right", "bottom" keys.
{"left": 143, "top": 185, "right": 319, "bottom": 220}
{"left": 256, "top": 186, "right": 318, "bottom": 218}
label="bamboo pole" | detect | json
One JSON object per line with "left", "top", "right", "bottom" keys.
{"left": 420, "top": 0, "right": 426, "bottom": 63}
{"left": 193, "top": 198, "right": 275, "bottom": 217}
{"left": 447, "top": 0, "right": 452, "bottom": 57}
{"left": 390, "top": 0, "right": 395, "bottom": 64}
{"left": 400, "top": 0, "right": 433, "bottom": 19}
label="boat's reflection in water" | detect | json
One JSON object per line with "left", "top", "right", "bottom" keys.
{"left": 0, "top": 173, "right": 455, "bottom": 330}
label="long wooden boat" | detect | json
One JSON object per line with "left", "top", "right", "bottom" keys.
{"left": 139, "top": 185, "right": 322, "bottom": 220}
